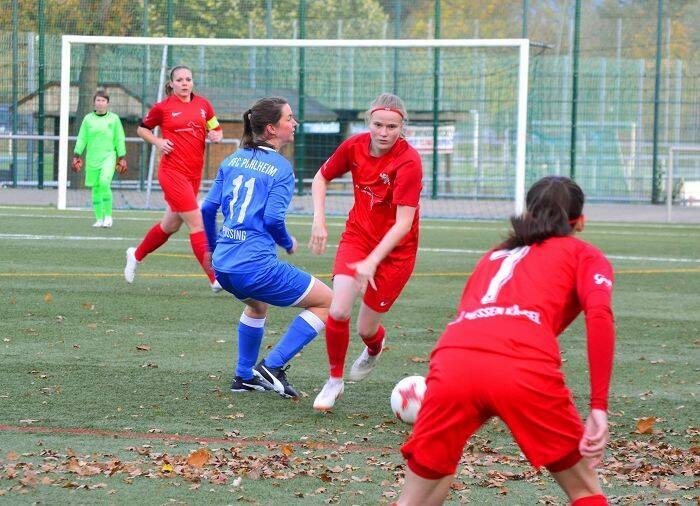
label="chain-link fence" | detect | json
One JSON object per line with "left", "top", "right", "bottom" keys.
{"left": 1, "top": 0, "right": 698, "bottom": 213}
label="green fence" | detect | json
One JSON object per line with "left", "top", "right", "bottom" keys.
{"left": 1, "top": 0, "right": 698, "bottom": 207}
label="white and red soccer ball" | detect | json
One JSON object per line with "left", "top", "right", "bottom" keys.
{"left": 390, "top": 375, "right": 426, "bottom": 424}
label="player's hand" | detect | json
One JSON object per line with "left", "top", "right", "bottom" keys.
{"left": 207, "top": 129, "right": 223, "bottom": 143}
{"left": 308, "top": 219, "right": 328, "bottom": 255}
{"left": 579, "top": 409, "right": 609, "bottom": 468}
{"left": 71, "top": 156, "right": 83, "bottom": 173}
{"left": 116, "top": 156, "right": 128, "bottom": 174}
{"left": 286, "top": 236, "right": 298, "bottom": 255}
{"left": 347, "top": 257, "right": 378, "bottom": 294}
{"left": 157, "top": 138, "right": 174, "bottom": 154}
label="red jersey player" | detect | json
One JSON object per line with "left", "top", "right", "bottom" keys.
{"left": 124, "top": 65, "right": 224, "bottom": 291}
{"left": 309, "top": 93, "right": 423, "bottom": 411}
{"left": 397, "top": 176, "right": 615, "bottom": 506}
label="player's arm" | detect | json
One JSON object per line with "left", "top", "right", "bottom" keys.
{"left": 206, "top": 115, "right": 223, "bottom": 143}
{"left": 263, "top": 173, "right": 295, "bottom": 253}
{"left": 113, "top": 115, "right": 128, "bottom": 174}
{"left": 71, "top": 117, "right": 88, "bottom": 172}
{"left": 114, "top": 114, "right": 127, "bottom": 158}
{"left": 137, "top": 124, "right": 173, "bottom": 155}
{"left": 309, "top": 169, "right": 330, "bottom": 254}
{"left": 577, "top": 254, "right": 615, "bottom": 467}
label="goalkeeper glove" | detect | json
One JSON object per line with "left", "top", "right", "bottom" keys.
{"left": 116, "top": 156, "right": 128, "bottom": 175}
{"left": 71, "top": 156, "right": 83, "bottom": 172}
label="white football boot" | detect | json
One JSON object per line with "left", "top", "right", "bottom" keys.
{"left": 348, "top": 339, "right": 385, "bottom": 381}
{"left": 313, "top": 377, "right": 344, "bottom": 411}
{"left": 124, "top": 247, "right": 138, "bottom": 283}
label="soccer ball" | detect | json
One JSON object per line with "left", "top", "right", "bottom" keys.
{"left": 390, "top": 375, "right": 426, "bottom": 424}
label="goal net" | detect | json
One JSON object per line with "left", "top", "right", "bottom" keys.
{"left": 58, "top": 36, "right": 529, "bottom": 220}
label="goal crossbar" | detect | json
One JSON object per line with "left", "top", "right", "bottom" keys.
{"left": 58, "top": 36, "right": 529, "bottom": 212}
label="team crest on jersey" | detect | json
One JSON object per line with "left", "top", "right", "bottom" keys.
{"left": 594, "top": 273, "right": 613, "bottom": 287}
{"left": 200, "top": 108, "right": 206, "bottom": 118}
{"left": 379, "top": 172, "right": 390, "bottom": 185}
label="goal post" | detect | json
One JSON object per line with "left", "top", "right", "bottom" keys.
{"left": 666, "top": 145, "right": 700, "bottom": 222}
{"left": 58, "top": 35, "right": 529, "bottom": 218}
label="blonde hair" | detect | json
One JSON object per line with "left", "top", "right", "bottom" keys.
{"left": 365, "top": 93, "right": 409, "bottom": 124}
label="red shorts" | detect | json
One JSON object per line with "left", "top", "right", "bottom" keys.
{"left": 333, "top": 236, "right": 416, "bottom": 313}
{"left": 158, "top": 167, "right": 201, "bottom": 212}
{"left": 401, "top": 347, "right": 584, "bottom": 478}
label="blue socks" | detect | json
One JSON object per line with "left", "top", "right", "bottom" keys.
{"left": 263, "top": 311, "right": 325, "bottom": 369}
{"left": 235, "top": 313, "right": 266, "bottom": 379}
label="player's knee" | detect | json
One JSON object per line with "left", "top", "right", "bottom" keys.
{"left": 328, "top": 307, "right": 351, "bottom": 321}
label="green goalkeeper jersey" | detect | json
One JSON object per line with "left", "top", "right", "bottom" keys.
{"left": 74, "top": 111, "right": 126, "bottom": 170}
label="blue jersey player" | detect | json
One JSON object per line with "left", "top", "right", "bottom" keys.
{"left": 202, "top": 97, "right": 332, "bottom": 398}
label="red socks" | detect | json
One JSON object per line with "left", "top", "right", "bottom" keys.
{"left": 135, "top": 223, "right": 172, "bottom": 261}
{"left": 326, "top": 316, "right": 350, "bottom": 378}
{"left": 571, "top": 495, "right": 608, "bottom": 506}
{"left": 135, "top": 225, "right": 213, "bottom": 283}
{"left": 362, "top": 325, "right": 385, "bottom": 356}
{"left": 189, "top": 230, "right": 215, "bottom": 282}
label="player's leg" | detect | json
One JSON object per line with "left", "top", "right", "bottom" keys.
{"left": 85, "top": 169, "right": 103, "bottom": 226}
{"left": 98, "top": 164, "right": 115, "bottom": 227}
{"left": 325, "top": 274, "right": 359, "bottom": 375}
{"left": 179, "top": 207, "right": 215, "bottom": 283}
{"left": 230, "top": 300, "right": 276, "bottom": 393}
{"left": 313, "top": 274, "right": 358, "bottom": 410}
{"left": 137, "top": 209, "right": 181, "bottom": 260}
{"left": 176, "top": 175, "right": 215, "bottom": 284}
{"left": 396, "top": 468, "right": 453, "bottom": 506}
{"left": 90, "top": 184, "right": 104, "bottom": 226}
{"left": 263, "top": 276, "right": 332, "bottom": 368}
{"left": 124, "top": 208, "right": 180, "bottom": 283}
{"left": 254, "top": 270, "right": 332, "bottom": 398}
{"left": 550, "top": 459, "right": 607, "bottom": 505}
{"left": 495, "top": 359, "right": 606, "bottom": 504}
{"left": 349, "top": 256, "right": 414, "bottom": 381}
{"left": 399, "top": 347, "right": 487, "bottom": 505}
{"left": 347, "top": 302, "right": 385, "bottom": 381}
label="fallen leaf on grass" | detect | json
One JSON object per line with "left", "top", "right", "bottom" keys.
{"left": 635, "top": 417, "right": 657, "bottom": 434}
{"left": 186, "top": 449, "right": 211, "bottom": 468}
{"left": 280, "top": 444, "right": 294, "bottom": 457}
{"left": 136, "top": 345, "right": 151, "bottom": 351}
{"left": 43, "top": 293, "right": 52, "bottom": 303}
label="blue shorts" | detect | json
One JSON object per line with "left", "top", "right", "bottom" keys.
{"left": 215, "top": 262, "right": 314, "bottom": 307}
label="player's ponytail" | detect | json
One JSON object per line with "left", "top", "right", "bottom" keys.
{"left": 500, "top": 176, "right": 584, "bottom": 249}
{"left": 240, "top": 97, "right": 288, "bottom": 150}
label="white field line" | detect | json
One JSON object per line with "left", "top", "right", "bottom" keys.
{"left": 0, "top": 212, "right": 698, "bottom": 238}
{"left": 1, "top": 233, "right": 698, "bottom": 264}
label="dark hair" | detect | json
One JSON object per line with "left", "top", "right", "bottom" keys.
{"left": 93, "top": 90, "right": 109, "bottom": 102}
{"left": 164, "top": 65, "right": 192, "bottom": 96}
{"left": 499, "top": 176, "right": 585, "bottom": 249}
{"left": 240, "top": 97, "right": 289, "bottom": 149}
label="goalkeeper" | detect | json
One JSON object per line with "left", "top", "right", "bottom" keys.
{"left": 72, "top": 90, "right": 127, "bottom": 228}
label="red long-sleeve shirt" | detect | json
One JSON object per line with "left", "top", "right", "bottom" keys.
{"left": 437, "top": 235, "right": 615, "bottom": 410}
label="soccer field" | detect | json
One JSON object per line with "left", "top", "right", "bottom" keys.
{"left": 0, "top": 207, "right": 698, "bottom": 505}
